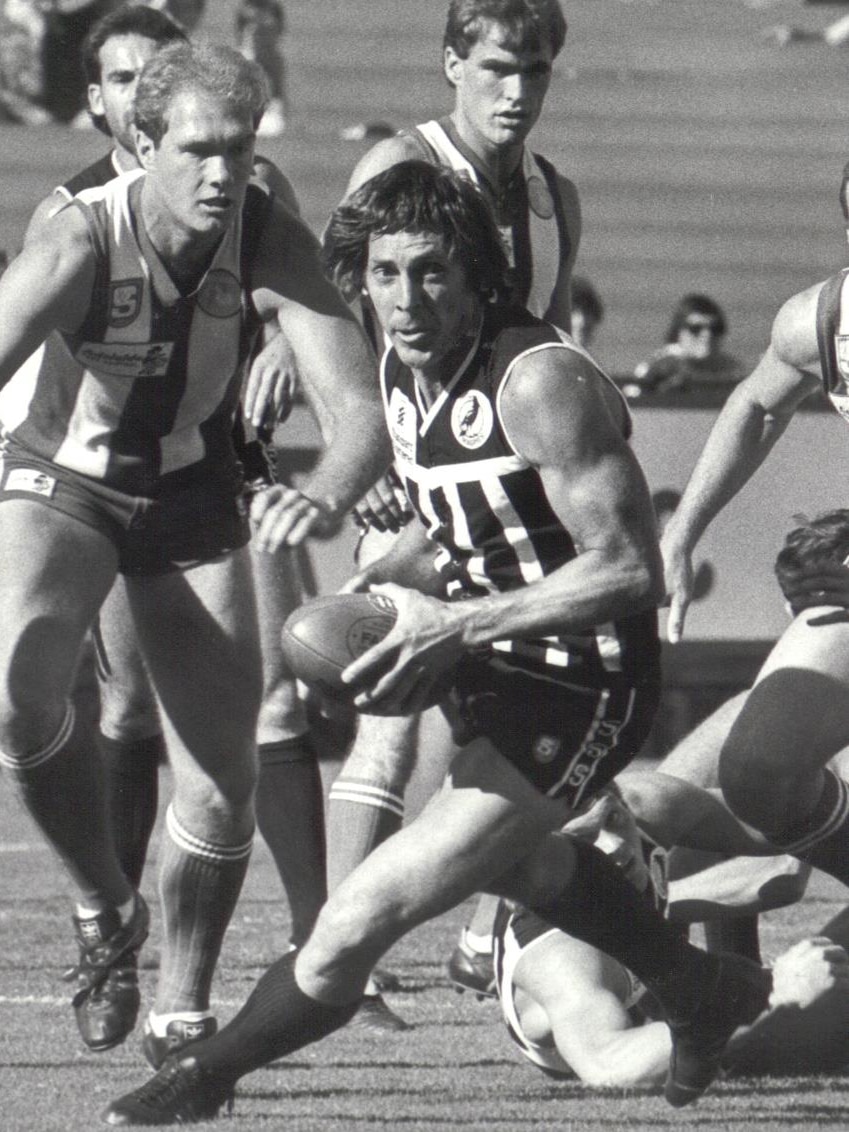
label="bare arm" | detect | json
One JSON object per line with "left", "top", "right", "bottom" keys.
{"left": 345, "top": 515, "right": 447, "bottom": 597}
{"left": 662, "top": 283, "right": 824, "bottom": 641}
{"left": 513, "top": 932, "right": 670, "bottom": 1087}
{"left": 250, "top": 201, "right": 391, "bottom": 548}
{"left": 23, "top": 189, "right": 71, "bottom": 247}
{"left": 0, "top": 207, "right": 94, "bottom": 384}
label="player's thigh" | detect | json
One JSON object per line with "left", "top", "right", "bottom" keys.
{"left": 725, "top": 615, "right": 849, "bottom": 779}
{"left": 0, "top": 499, "right": 117, "bottom": 733}
{"left": 658, "top": 691, "right": 747, "bottom": 787}
{"left": 127, "top": 548, "right": 262, "bottom": 768}
{"left": 95, "top": 576, "right": 160, "bottom": 740}
{"left": 317, "top": 737, "right": 571, "bottom": 946}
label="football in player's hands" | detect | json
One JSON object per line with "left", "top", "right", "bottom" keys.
{"left": 280, "top": 592, "right": 397, "bottom": 701}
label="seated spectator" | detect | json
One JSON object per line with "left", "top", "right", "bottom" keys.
{"left": 630, "top": 293, "right": 745, "bottom": 396}
{"left": 569, "top": 276, "right": 605, "bottom": 351}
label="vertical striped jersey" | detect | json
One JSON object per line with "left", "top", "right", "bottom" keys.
{"left": 815, "top": 267, "right": 849, "bottom": 424}
{"left": 381, "top": 304, "right": 659, "bottom": 683}
{"left": 2, "top": 170, "right": 269, "bottom": 495}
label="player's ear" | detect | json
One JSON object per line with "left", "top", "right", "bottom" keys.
{"left": 135, "top": 128, "right": 156, "bottom": 170}
{"left": 87, "top": 83, "right": 104, "bottom": 118}
{"left": 443, "top": 45, "right": 461, "bottom": 88}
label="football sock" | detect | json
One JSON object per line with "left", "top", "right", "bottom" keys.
{"left": 154, "top": 805, "right": 253, "bottom": 1014}
{"left": 147, "top": 1009, "right": 214, "bottom": 1036}
{"left": 531, "top": 837, "right": 715, "bottom": 1021}
{"left": 703, "top": 915, "right": 761, "bottom": 964}
{"left": 0, "top": 702, "right": 131, "bottom": 908}
{"left": 256, "top": 735, "right": 326, "bottom": 947}
{"left": 191, "top": 950, "right": 359, "bottom": 1081}
{"left": 326, "top": 774, "right": 405, "bottom": 893}
{"left": 772, "top": 768, "right": 849, "bottom": 884}
{"left": 99, "top": 732, "right": 165, "bottom": 888}
{"left": 463, "top": 928, "right": 494, "bottom": 955}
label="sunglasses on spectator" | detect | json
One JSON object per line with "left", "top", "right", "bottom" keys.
{"left": 683, "top": 319, "right": 722, "bottom": 335}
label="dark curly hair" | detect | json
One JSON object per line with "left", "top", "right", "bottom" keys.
{"left": 323, "top": 160, "right": 511, "bottom": 299}
{"left": 774, "top": 509, "right": 849, "bottom": 598}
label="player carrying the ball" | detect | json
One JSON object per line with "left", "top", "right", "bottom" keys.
{"left": 104, "top": 161, "right": 772, "bottom": 1125}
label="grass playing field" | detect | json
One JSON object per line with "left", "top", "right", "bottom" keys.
{"left": 1, "top": 764, "right": 848, "bottom": 1132}
{"left": 1, "top": 1, "right": 849, "bottom": 1128}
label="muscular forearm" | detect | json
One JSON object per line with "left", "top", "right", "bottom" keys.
{"left": 358, "top": 521, "right": 446, "bottom": 596}
{"left": 556, "top": 1021, "right": 670, "bottom": 1088}
{"left": 664, "top": 383, "right": 795, "bottom": 555}
{"left": 444, "top": 545, "right": 660, "bottom": 653}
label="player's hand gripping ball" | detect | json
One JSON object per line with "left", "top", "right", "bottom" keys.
{"left": 281, "top": 592, "right": 398, "bottom": 702}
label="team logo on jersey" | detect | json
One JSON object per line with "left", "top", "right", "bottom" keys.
{"left": 198, "top": 269, "right": 242, "bottom": 319}
{"left": 829, "top": 391, "right": 849, "bottom": 424}
{"left": 451, "top": 390, "right": 493, "bottom": 449}
{"left": 76, "top": 341, "right": 173, "bottom": 378}
{"left": 108, "top": 279, "right": 142, "bottom": 327}
{"left": 533, "top": 734, "right": 561, "bottom": 764}
{"left": 4, "top": 467, "right": 56, "bottom": 497}
{"left": 527, "top": 174, "right": 555, "bottom": 220}
{"left": 387, "top": 387, "right": 417, "bottom": 463}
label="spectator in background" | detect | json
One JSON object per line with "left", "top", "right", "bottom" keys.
{"left": 629, "top": 293, "right": 745, "bottom": 397}
{"left": 236, "top": 0, "right": 287, "bottom": 137}
{"left": 569, "top": 276, "right": 604, "bottom": 351}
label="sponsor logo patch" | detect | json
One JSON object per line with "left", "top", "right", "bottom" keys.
{"left": 451, "top": 390, "right": 493, "bottom": 449}
{"left": 5, "top": 468, "right": 56, "bottom": 497}
{"left": 108, "top": 278, "right": 143, "bottom": 327}
{"left": 388, "top": 387, "right": 417, "bottom": 463}
{"left": 197, "top": 269, "right": 242, "bottom": 319}
{"left": 76, "top": 341, "right": 173, "bottom": 378}
{"left": 533, "top": 734, "right": 561, "bottom": 764}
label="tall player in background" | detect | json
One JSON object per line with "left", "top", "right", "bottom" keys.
{"left": 329, "top": 0, "right": 583, "bottom": 1002}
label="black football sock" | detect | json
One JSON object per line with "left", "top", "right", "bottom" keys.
{"left": 771, "top": 768, "right": 849, "bottom": 886}
{"left": 530, "top": 837, "right": 717, "bottom": 1021}
{"left": 1, "top": 702, "right": 132, "bottom": 908}
{"left": 703, "top": 915, "right": 761, "bottom": 964}
{"left": 256, "top": 736, "right": 326, "bottom": 947}
{"left": 191, "top": 950, "right": 359, "bottom": 1081}
{"left": 154, "top": 806, "right": 253, "bottom": 1014}
{"left": 99, "top": 732, "right": 164, "bottom": 888}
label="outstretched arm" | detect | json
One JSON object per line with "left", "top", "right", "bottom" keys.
{"left": 0, "top": 206, "right": 94, "bottom": 383}
{"left": 661, "top": 283, "right": 825, "bottom": 641}
{"left": 250, "top": 201, "right": 392, "bottom": 549}
{"left": 512, "top": 930, "right": 670, "bottom": 1087}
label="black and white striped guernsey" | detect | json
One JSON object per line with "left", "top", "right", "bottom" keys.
{"left": 381, "top": 303, "right": 659, "bottom": 683}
